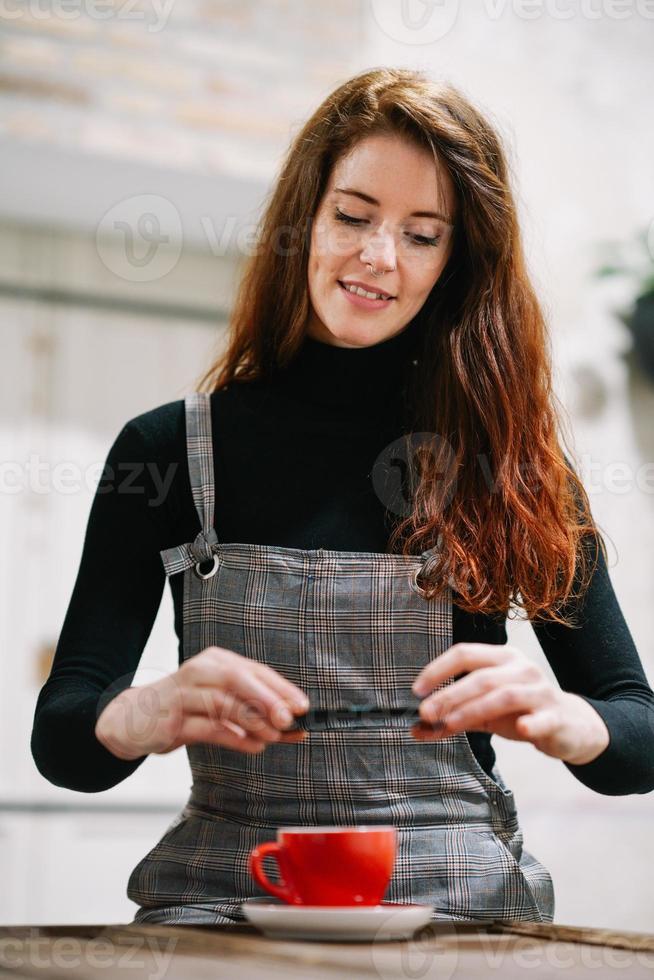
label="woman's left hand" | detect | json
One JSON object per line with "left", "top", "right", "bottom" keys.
{"left": 411, "top": 643, "right": 610, "bottom": 766}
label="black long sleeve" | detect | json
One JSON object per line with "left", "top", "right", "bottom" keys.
{"left": 532, "top": 526, "right": 654, "bottom": 795}
{"left": 30, "top": 420, "right": 166, "bottom": 792}
{"left": 31, "top": 330, "right": 654, "bottom": 796}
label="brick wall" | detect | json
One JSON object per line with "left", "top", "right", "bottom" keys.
{"left": 0, "top": 0, "right": 362, "bottom": 181}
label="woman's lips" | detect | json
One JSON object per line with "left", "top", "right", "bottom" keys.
{"left": 337, "top": 280, "right": 395, "bottom": 310}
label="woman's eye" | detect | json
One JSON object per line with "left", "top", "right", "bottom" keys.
{"left": 334, "top": 208, "right": 365, "bottom": 227}
{"left": 333, "top": 209, "right": 441, "bottom": 248}
{"left": 411, "top": 233, "right": 442, "bottom": 248}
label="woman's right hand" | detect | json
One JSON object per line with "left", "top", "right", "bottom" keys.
{"left": 94, "top": 646, "right": 310, "bottom": 760}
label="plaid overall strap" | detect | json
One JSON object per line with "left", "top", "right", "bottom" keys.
{"left": 159, "top": 391, "right": 219, "bottom": 577}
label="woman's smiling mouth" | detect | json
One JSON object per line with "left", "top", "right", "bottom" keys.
{"left": 338, "top": 280, "right": 396, "bottom": 310}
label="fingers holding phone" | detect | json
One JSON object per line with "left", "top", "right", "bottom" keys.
{"left": 95, "top": 646, "right": 310, "bottom": 760}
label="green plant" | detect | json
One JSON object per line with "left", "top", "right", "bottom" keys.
{"left": 593, "top": 224, "right": 654, "bottom": 379}
{"left": 593, "top": 224, "right": 654, "bottom": 300}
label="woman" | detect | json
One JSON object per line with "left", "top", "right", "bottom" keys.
{"left": 32, "top": 67, "right": 654, "bottom": 925}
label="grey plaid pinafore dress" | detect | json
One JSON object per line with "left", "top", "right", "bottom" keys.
{"left": 127, "top": 391, "right": 555, "bottom": 925}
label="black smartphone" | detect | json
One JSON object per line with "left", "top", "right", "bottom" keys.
{"left": 290, "top": 703, "right": 446, "bottom": 731}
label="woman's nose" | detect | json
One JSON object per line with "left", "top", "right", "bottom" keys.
{"left": 360, "top": 227, "right": 397, "bottom": 271}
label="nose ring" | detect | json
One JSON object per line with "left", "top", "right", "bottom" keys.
{"left": 367, "top": 262, "right": 396, "bottom": 278}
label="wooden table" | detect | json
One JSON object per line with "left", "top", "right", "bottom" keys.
{"left": 1, "top": 920, "right": 654, "bottom": 979}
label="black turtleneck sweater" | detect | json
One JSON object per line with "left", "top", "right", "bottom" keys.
{"left": 31, "top": 321, "right": 654, "bottom": 797}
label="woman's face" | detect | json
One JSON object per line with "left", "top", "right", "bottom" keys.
{"left": 306, "top": 132, "right": 456, "bottom": 349}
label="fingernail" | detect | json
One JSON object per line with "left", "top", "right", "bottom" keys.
{"left": 295, "top": 696, "right": 310, "bottom": 711}
{"left": 421, "top": 703, "right": 438, "bottom": 722}
{"left": 412, "top": 682, "right": 426, "bottom": 697}
{"left": 278, "top": 707, "right": 294, "bottom": 727}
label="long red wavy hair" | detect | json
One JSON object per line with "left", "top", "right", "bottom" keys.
{"left": 196, "top": 66, "right": 604, "bottom": 627}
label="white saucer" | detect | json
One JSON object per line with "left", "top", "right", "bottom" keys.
{"left": 241, "top": 898, "right": 433, "bottom": 941}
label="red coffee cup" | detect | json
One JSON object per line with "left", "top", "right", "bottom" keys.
{"left": 248, "top": 825, "right": 397, "bottom": 906}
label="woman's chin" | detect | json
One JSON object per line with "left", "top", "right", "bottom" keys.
{"left": 317, "top": 321, "right": 392, "bottom": 349}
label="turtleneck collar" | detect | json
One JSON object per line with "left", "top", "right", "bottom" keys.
{"left": 271, "top": 316, "right": 424, "bottom": 420}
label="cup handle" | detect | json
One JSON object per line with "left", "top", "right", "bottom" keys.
{"left": 248, "top": 841, "right": 297, "bottom": 903}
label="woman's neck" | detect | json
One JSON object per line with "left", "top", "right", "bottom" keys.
{"left": 272, "top": 319, "right": 423, "bottom": 419}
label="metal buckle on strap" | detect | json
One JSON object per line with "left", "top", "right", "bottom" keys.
{"left": 412, "top": 545, "right": 440, "bottom": 598}
{"left": 190, "top": 527, "right": 219, "bottom": 558}
{"left": 411, "top": 566, "right": 430, "bottom": 598}
{"left": 193, "top": 554, "right": 219, "bottom": 580}
{"left": 190, "top": 528, "right": 219, "bottom": 580}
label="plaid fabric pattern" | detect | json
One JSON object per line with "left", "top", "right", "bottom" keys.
{"left": 128, "top": 391, "right": 554, "bottom": 926}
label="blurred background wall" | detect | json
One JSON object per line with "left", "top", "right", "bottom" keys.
{"left": 0, "top": 0, "right": 652, "bottom": 930}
